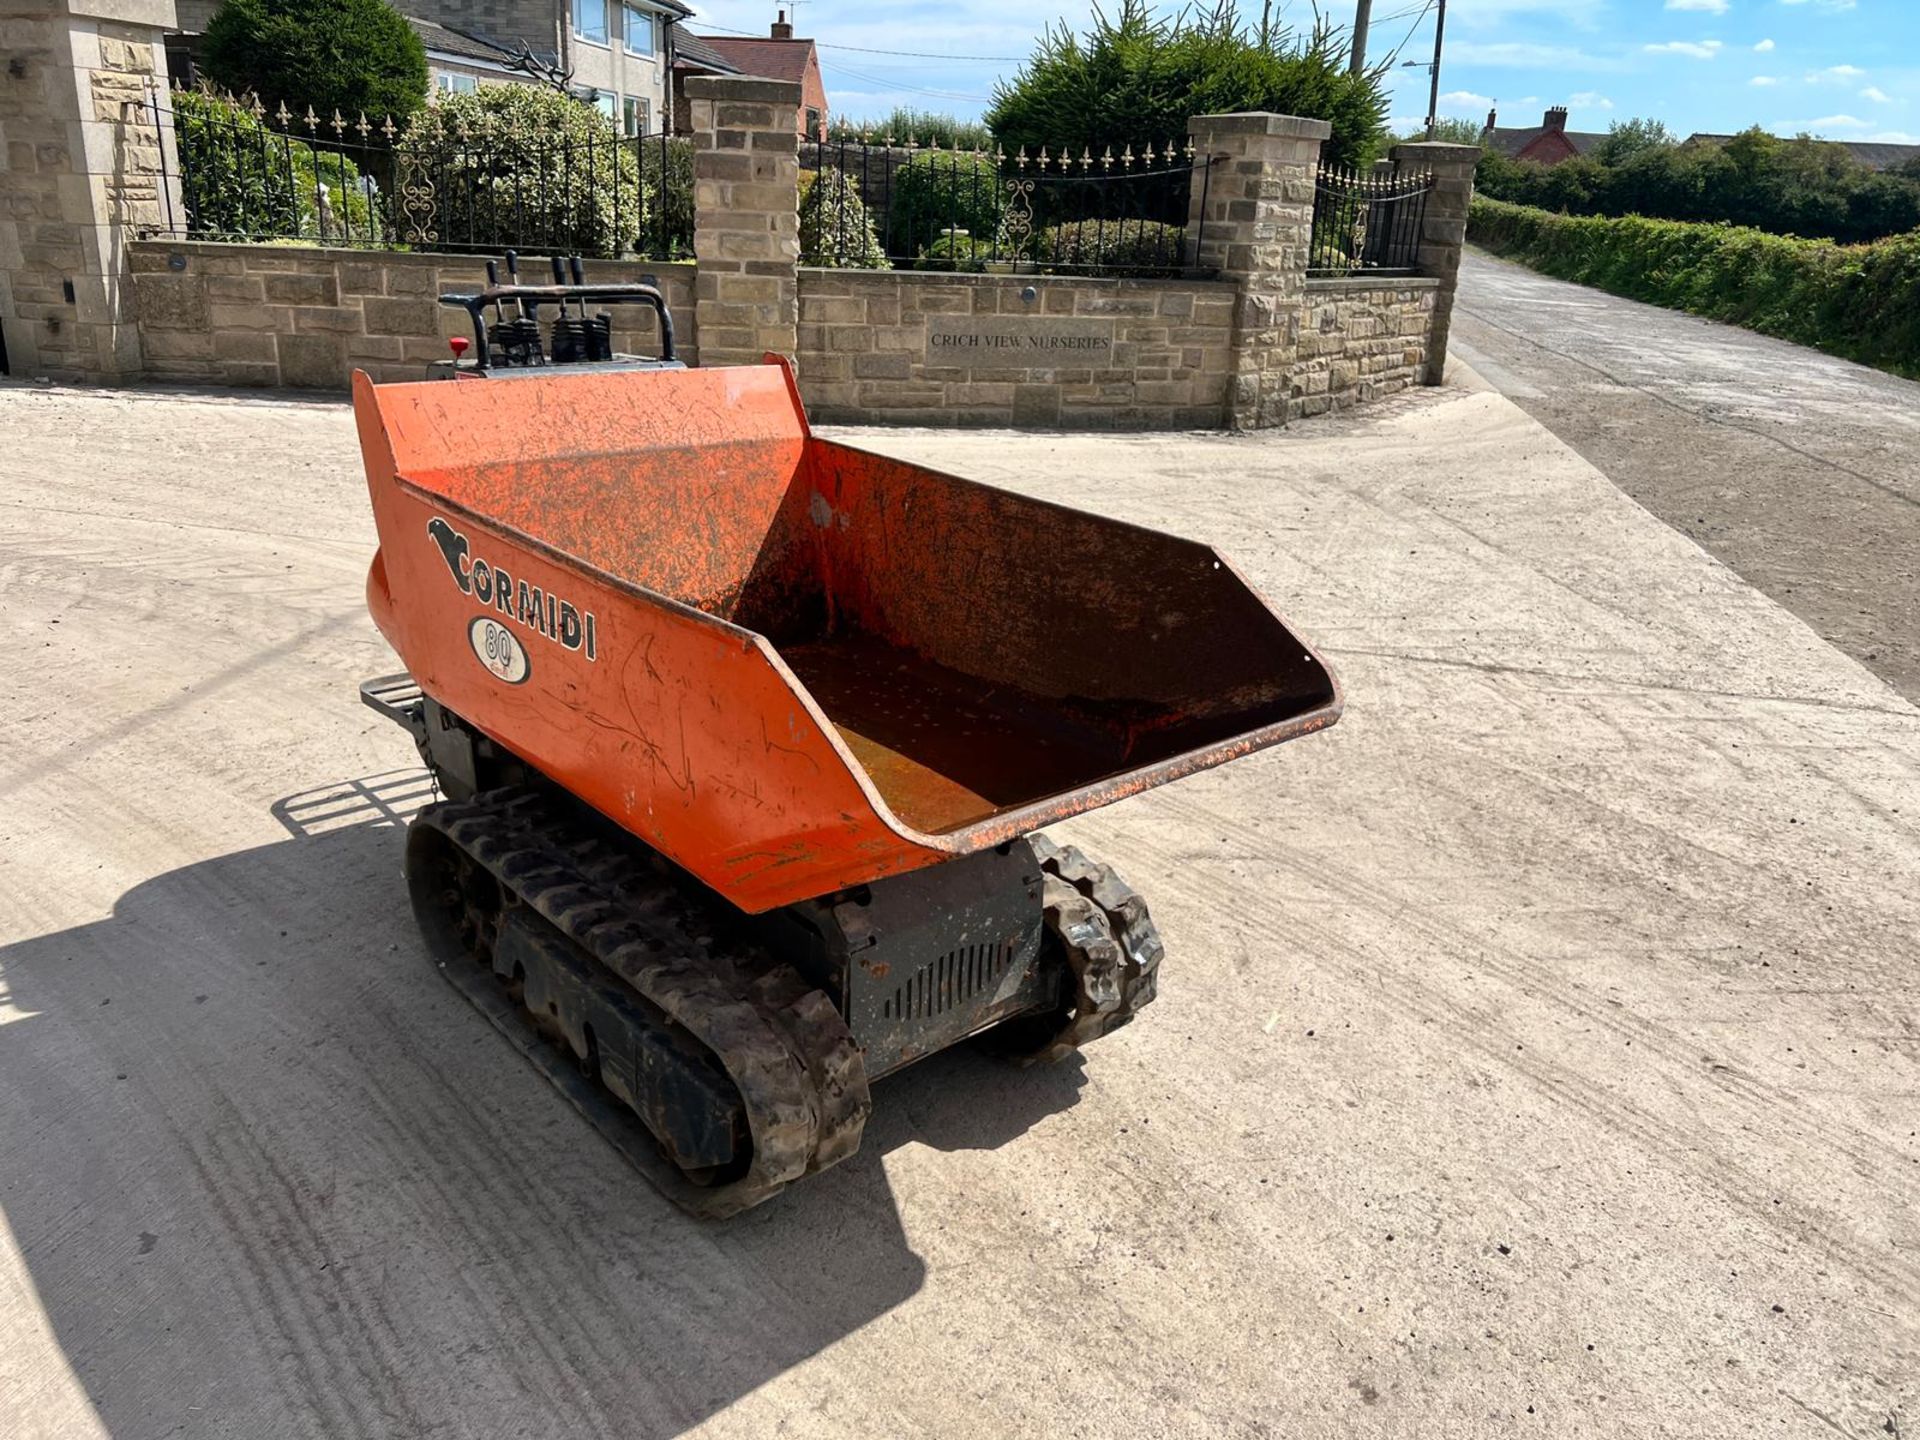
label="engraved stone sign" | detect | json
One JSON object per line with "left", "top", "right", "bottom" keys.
{"left": 924, "top": 315, "right": 1116, "bottom": 371}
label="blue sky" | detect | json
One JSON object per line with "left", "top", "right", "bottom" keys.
{"left": 681, "top": 0, "right": 1916, "bottom": 144}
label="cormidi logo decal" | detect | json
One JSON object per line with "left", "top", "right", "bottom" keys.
{"left": 427, "top": 516, "right": 599, "bottom": 670}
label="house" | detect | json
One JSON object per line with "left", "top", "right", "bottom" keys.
{"left": 166, "top": 0, "right": 693, "bottom": 137}
{"left": 675, "top": 11, "right": 828, "bottom": 140}
{"left": 1481, "top": 106, "right": 1607, "bottom": 166}
{"left": 667, "top": 31, "right": 743, "bottom": 131}
{"left": 408, "top": 15, "right": 541, "bottom": 97}
{"left": 1684, "top": 132, "right": 1920, "bottom": 173}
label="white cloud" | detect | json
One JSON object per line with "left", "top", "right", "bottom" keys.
{"left": 1437, "top": 90, "right": 1497, "bottom": 112}
{"left": 1665, "top": 0, "right": 1727, "bottom": 10}
{"left": 1568, "top": 91, "right": 1615, "bottom": 110}
{"left": 1444, "top": 0, "right": 1608, "bottom": 31}
{"left": 1779, "top": 0, "right": 1856, "bottom": 10}
{"left": 1753, "top": 38, "right": 1775, "bottom": 51}
{"left": 1772, "top": 113, "right": 1871, "bottom": 131}
{"left": 1644, "top": 39, "right": 1725, "bottom": 58}
{"left": 1750, "top": 75, "right": 1780, "bottom": 85}
{"left": 1866, "top": 130, "right": 1920, "bottom": 143}
{"left": 1859, "top": 86, "right": 1893, "bottom": 104}
{"left": 1808, "top": 64, "right": 1866, "bottom": 82}
{"left": 1446, "top": 41, "right": 1622, "bottom": 70}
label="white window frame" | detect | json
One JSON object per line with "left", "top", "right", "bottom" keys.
{"left": 573, "top": 0, "right": 610, "bottom": 47}
{"left": 622, "top": 96, "right": 650, "bottom": 136}
{"left": 437, "top": 72, "right": 479, "bottom": 95}
{"left": 622, "top": 3, "right": 658, "bottom": 57}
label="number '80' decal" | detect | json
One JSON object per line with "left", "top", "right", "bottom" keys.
{"left": 468, "top": 616, "right": 530, "bottom": 684}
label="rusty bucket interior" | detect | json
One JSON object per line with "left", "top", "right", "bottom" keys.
{"left": 383, "top": 365, "right": 1338, "bottom": 837}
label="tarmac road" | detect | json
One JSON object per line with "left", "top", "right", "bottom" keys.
{"left": 1, "top": 377, "right": 1916, "bottom": 1439}
{"left": 1451, "top": 248, "right": 1920, "bottom": 704}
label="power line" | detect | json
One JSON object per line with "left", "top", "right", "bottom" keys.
{"left": 819, "top": 59, "right": 993, "bottom": 104}
{"left": 1380, "top": 0, "right": 1434, "bottom": 66}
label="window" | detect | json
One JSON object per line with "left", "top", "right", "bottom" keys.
{"left": 623, "top": 4, "right": 657, "bottom": 57}
{"left": 806, "top": 107, "right": 822, "bottom": 140}
{"left": 437, "top": 72, "right": 479, "bottom": 95}
{"left": 622, "top": 96, "right": 650, "bottom": 137}
{"left": 574, "top": 0, "right": 609, "bottom": 45}
{"left": 592, "top": 92, "right": 618, "bottom": 124}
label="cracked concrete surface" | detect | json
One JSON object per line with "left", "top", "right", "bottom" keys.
{"left": 0, "top": 374, "right": 1915, "bottom": 1439}
{"left": 1453, "top": 248, "right": 1920, "bottom": 704}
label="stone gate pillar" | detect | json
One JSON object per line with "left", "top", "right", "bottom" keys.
{"left": 687, "top": 74, "right": 801, "bottom": 368}
{"left": 1389, "top": 140, "right": 1479, "bottom": 385}
{"left": 0, "top": 0, "right": 181, "bottom": 381}
{"left": 1185, "top": 112, "right": 1329, "bottom": 430}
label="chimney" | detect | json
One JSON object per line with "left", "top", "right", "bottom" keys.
{"left": 1485, "top": 106, "right": 1497, "bottom": 133}
{"left": 1544, "top": 105, "right": 1568, "bottom": 133}
{"left": 771, "top": 8, "right": 792, "bottom": 39}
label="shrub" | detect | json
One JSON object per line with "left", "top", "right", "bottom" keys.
{"left": 887, "top": 149, "right": 1004, "bottom": 259}
{"left": 1036, "top": 219, "right": 1186, "bottom": 276}
{"left": 1474, "top": 126, "right": 1920, "bottom": 245}
{"left": 637, "top": 136, "right": 693, "bottom": 258}
{"left": 800, "top": 167, "right": 889, "bottom": 268}
{"left": 920, "top": 231, "right": 992, "bottom": 271}
{"left": 173, "top": 88, "right": 380, "bottom": 241}
{"left": 397, "top": 86, "right": 645, "bottom": 256}
{"left": 988, "top": 0, "right": 1386, "bottom": 172}
{"left": 202, "top": 0, "right": 427, "bottom": 123}
{"left": 1468, "top": 196, "right": 1920, "bottom": 378}
{"left": 1391, "top": 117, "right": 1484, "bottom": 147}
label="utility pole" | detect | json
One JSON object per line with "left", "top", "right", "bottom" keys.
{"left": 1425, "top": 0, "right": 1448, "bottom": 140}
{"left": 1349, "top": 0, "right": 1373, "bottom": 73}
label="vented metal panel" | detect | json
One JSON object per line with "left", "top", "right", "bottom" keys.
{"left": 883, "top": 940, "right": 1017, "bottom": 1022}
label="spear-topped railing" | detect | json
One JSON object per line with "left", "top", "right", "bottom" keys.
{"left": 144, "top": 83, "right": 694, "bottom": 261}
{"left": 799, "top": 132, "right": 1215, "bottom": 278}
{"left": 1307, "top": 163, "right": 1434, "bottom": 277}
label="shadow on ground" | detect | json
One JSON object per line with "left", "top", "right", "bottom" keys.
{"left": 0, "top": 774, "right": 1084, "bottom": 1437}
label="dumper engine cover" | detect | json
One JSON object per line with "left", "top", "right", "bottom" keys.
{"left": 768, "top": 842, "right": 1059, "bottom": 1078}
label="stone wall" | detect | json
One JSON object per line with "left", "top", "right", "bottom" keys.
{"left": 0, "top": 0, "right": 180, "bottom": 381}
{"left": 1289, "top": 276, "right": 1439, "bottom": 416}
{"left": 796, "top": 269, "right": 1234, "bottom": 428}
{"left": 688, "top": 76, "right": 800, "bottom": 367}
{"left": 6, "top": 34, "right": 1479, "bottom": 431}
{"left": 1185, "top": 112, "right": 1329, "bottom": 431}
{"left": 130, "top": 241, "right": 696, "bottom": 387}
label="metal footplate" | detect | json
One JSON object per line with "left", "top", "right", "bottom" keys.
{"left": 407, "top": 787, "right": 870, "bottom": 1218}
{"left": 360, "top": 672, "right": 426, "bottom": 742}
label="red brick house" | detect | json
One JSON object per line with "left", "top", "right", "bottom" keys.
{"left": 674, "top": 10, "right": 827, "bottom": 139}
{"left": 1481, "top": 106, "right": 1607, "bottom": 166}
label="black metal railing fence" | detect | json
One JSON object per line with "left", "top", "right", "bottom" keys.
{"left": 1307, "top": 165, "right": 1433, "bottom": 276}
{"left": 148, "top": 89, "right": 694, "bottom": 261}
{"left": 800, "top": 135, "right": 1214, "bottom": 278}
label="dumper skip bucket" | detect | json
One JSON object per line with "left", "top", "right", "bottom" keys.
{"left": 356, "top": 360, "right": 1341, "bottom": 912}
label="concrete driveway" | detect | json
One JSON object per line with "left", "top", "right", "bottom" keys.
{"left": 1, "top": 377, "right": 1915, "bottom": 1439}
{"left": 1452, "top": 248, "right": 1920, "bottom": 704}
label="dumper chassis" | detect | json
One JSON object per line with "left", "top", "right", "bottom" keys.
{"left": 367, "top": 679, "right": 1161, "bottom": 1217}
{"left": 354, "top": 256, "right": 1339, "bottom": 1217}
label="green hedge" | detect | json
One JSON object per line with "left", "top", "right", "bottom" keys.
{"left": 1468, "top": 196, "right": 1920, "bottom": 379}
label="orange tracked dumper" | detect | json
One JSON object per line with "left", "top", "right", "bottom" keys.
{"left": 357, "top": 261, "right": 1341, "bottom": 1214}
